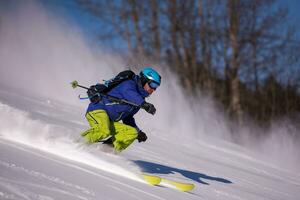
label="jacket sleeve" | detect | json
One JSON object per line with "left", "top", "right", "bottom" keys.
{"left": 120, "top": 81, "right": 145, "bottom": 106}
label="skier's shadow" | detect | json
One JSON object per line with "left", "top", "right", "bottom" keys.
{"left": 133, "top": 160, "right": 233, "bottom": 185}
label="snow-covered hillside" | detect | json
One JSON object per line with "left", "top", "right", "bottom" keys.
{"left": 0, "top": 1, "right": 300, "bottom": 200}
{"left": 0, "top": 87, "right": 300, "bottom": 200}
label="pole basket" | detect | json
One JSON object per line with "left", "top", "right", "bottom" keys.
{"left": 71, "top": 80, "right": 79, "bottom": 89}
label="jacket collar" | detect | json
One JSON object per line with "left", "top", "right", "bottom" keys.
{"left": 134, "top": 75, "right": 150, "bottom": 98}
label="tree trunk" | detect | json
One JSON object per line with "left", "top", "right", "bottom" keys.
{"left": 228, "top": 0, "right": 243, "bottom": 125}
{"left": 168, "top": 0, "right": 182, "bottom": 74}
{"left": 119, "top": 2, "right": 133, "bottom": 53}
{"left": 150, "top": 0, "right": 161, "bottom": 60}
{"left": 129, "top": 0, "right": 144, "bottom": 55}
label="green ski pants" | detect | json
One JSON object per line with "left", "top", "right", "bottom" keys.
{"left": 81, "top": 109, "right": 138, "bottom": 152}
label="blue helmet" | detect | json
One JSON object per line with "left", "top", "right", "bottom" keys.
{"left": 140, "top": 67, "right": 161, "bottom": 87}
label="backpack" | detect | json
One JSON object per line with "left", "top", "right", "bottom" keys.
{"left": 87, "top": 70, "right": 136, "bottom": 103}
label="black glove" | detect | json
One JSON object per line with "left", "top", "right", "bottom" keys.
{"left": 137, "top": 131, "right": 147, "bottom": 143}
{"left": 87, "top": 85, "right": 99, "bottom": 96}
{"left": 141, "top": 102, "right": 156, "bottom": 115}
{"left": 88, "top": 84, "right": 105, "bottom": 95}
{"left": 87, "top": 84, "right": 106, "bottom": 103}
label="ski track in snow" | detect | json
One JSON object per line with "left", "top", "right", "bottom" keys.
{"left": 0, "top": 159, "right": 94, "bottom": 198}
{"left": 0, "top": 139, "right": 167, "bottom": 200}
{"left": 0, "top": 177, "right": 90, "bottom": 200}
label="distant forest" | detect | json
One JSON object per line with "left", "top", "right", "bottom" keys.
{"left": 78, "top": 0, "right": 300, "bottom": 129}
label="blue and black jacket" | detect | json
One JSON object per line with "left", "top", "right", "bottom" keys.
{"left": 86, "top": 75, "right": 149, "bottom": 129}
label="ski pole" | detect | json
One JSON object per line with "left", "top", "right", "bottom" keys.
{"left": 71, "top": 80, "right": 89, "bottom": 90}
{"left": 70, "top": 80, "right": 140, "bottom": 108}
{"left": 105, "top": 95, "right": 140, "bottom": 107}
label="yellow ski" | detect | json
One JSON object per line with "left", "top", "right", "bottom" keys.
{"left": 142, "top": 174, "right": 161, "bottom": 186}
{"left": 142, "top": 174, "right": 195, "bottom": 192}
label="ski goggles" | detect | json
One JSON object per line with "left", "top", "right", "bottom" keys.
{"left": 149, "top": 81, "right": 160, "bottom": 90}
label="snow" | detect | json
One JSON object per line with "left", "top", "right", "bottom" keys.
{"left": 0, "top": 1, "right": 300, "bottom": 199}
{"left": 0, "top": 89, "right": 299, "bottom": 200}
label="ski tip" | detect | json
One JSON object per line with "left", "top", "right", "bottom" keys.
{"left": 142, "top": 174, "right": 161, "bottom": 186}
{"left": 177, "top": 183, "right": 195, "bottom": 192}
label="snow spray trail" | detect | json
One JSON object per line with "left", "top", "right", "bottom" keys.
{"left": 0, "top": 1, "right": 225, "bottom": 142}
{"left": 0, "top": 101, "right": 144, "bottom": 183}
{"left": 0, "top": 2, "right": 146, "bottom": 182}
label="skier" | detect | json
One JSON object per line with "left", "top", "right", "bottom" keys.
{"left": 81, "top": 67, "right": 161, "bottom": 152}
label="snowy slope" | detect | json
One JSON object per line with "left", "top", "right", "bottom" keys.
{"left": 1, "top": 2, "right": 300, "bottom": 199}
{"left": 0, "top": 87, "right": 299, "bottom": 200}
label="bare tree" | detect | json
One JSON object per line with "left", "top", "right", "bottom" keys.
{"left": 149, "top": 0, "right": 161, "bottom": 60}
{"left": 226, "top": 0, "right": 243, "bottom": 124}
